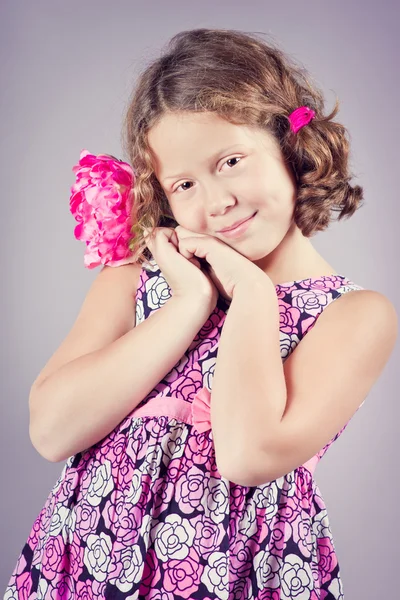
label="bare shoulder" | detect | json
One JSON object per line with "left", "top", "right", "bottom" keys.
{"left": 321, "top": 287, "right": 398, "bottom": 364}
{"left": 329, "top": 288, "right": 397, "bottom": 328}
{"left": 98, "top": 261, "right": 143, "bottom": 292}
{"left": 80, "top": 261, "right": 143, "bottom": 323}
{"left": 282, "top": 287, "right": 398, "bottom": 406}
{"left": 31, "top": 261, "right": 143, "bottom": 391}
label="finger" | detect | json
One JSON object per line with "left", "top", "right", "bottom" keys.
{"left": 158, "top": 230, "right": 202, "bottom": 269}
{"left": 188, "top": 257, "right": 201, "bottom": 269}
{"left": 178, "top": 237, "right": 210, "bottom": 261}
{"left": 152, "top": 228, "right": 182, "bottom": 260}
{"left": 165, "top": 228, "right": 179, "bottom": 250}
{"left": 178, "top": 240, "right": 194, "bottom": 260}
{"left": 175, "top": 226, "right": 209, "bottom": 240}
{"left": 174, "top": 225, "right": 193, "bottom": 237}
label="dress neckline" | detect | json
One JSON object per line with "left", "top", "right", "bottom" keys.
{"left": 216, "top": 273, "right": 350, "bottom": 309}
{"left": 274, "top": 273, "right": 348, "bottom": 288}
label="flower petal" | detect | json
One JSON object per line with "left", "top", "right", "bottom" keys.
{"left": 69, "top": 150, "right": 136, "bottom": 269}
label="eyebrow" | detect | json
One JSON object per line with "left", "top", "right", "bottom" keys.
{"left": 161, "top": 144, "right": 247, "bottom": 183}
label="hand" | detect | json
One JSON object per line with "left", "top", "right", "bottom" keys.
{"left": 174, "top": 225, "right": 267, "bottom": 302}
{"left": 143, "top": 226, "right": 219, "bottom": 313}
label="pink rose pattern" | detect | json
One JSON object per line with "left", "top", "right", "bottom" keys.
{"left": 4, "top": 263, "right": 365, "bottom": 599}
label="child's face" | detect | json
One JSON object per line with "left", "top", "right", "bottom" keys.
{"left": 147, "top": 110, "right": 298, "bottom": 262}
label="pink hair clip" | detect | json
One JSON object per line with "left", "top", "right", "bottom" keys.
{"left": 288, "top": 106, "right": 316, "bottom": 134}
{"left": 70, "top": 149, "right": 137, "bottom": 269}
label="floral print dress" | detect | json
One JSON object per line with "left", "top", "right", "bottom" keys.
{"left": 4, "top": 258, "right": 365, "bottom": 600}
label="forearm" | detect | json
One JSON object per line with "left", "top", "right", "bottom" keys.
{"left": 211, "top": 278, "right": 287, "bottom": 475}
{"left": 29, "top": 295, "right": 211, "bottom": 463}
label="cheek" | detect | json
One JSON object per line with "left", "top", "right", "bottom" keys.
{"left": 249, "top": 169, "right": 295, "bottom": 214}
{"left": 240, "top": 165, "right": 272, "bottom": 203}
{"left": 173, "top": 204, "right": 207, "bottom": 232}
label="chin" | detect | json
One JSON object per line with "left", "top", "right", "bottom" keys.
{"left": 241, "top": 237, "right": 275, "bottom": 260}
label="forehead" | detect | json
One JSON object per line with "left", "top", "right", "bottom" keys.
{"left": 148, "top": 111, "right": 249, "bottom": 151}
{"left": 147, "top": 111, "right": 276, "bottom": 178}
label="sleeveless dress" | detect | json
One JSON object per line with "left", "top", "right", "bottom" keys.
{"left": 4, "top": 258, "right": 366, "bottom": 600}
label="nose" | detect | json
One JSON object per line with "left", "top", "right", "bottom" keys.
{"left": 203, "top": 182, "right": 237, "bottom": 217}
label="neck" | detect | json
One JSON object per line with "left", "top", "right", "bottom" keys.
{"left": 253, "top": 221, "right": 336, "bottom": 286}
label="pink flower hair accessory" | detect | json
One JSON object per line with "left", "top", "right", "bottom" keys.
{"left": 70, "top": 149, "right": 137, "bottom": 269}
{"left": 288, "top": 106, "right": 316, "bottom": 134}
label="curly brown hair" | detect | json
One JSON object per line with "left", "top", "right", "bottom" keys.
{"left": 121, "top": 28, "right": 364, "bottom": 266}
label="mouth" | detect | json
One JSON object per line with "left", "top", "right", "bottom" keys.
{"left": 217, "top": 212, "right": 257, "bottom": 238}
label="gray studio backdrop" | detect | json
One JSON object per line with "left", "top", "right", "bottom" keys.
{"left": 1, "top": 1, "right": 398, "bottom": 598}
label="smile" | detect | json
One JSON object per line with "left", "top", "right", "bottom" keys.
{"left": 217, "top": 212, "right": 257, "bottom": 239}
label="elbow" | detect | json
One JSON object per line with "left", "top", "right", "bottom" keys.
{"left": 218, "top": 449, "right": 277, "bottom": 487}
{"left": 29, "top": 421, "right": 62, "bottom": 462}
{"left": 221, "top": 445, "right": 311, "bottom": 486}
{"left": 219, "top": 464, "right": 274, "bottom": 487}
{"left": 29, "top": 386, "right": 61, "bottom": 463}
{"left": 29, "top": 422, "right": 61, "bottom": 463}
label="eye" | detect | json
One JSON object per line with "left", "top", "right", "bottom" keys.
{"left": 172, "top": 156, "right": 242, "bottom": 194}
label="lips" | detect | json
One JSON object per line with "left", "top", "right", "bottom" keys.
{"left": 217, "top": 213, "right": 256, "bottom": 233}
{"left": 216, "top": 212, "right": 257, "bottom": 239}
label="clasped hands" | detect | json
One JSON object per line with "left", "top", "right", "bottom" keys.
{"left": 143, "top": 224, "right": 270, "bottom": 305}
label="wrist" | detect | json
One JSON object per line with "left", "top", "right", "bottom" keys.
{"left": 233, "top": 273, "right": 274, "bottom": 298}
{"left": 169, "top": 291, "right": 216, "bottom": 318}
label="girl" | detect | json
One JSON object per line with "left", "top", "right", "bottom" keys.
{"left": 5, "top": 28, "right": 397, "bottom": 600}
